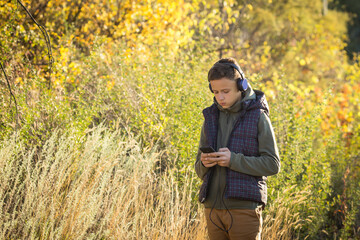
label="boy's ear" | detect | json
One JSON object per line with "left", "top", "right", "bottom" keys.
{"left": 209, "top": 82, "right": 213, "bottom": 93}
{"left": 222, "top": 63, "right": 248, "bottom": 92}
{"left": 237, "top": 78, "right": 248, "bottom": 92}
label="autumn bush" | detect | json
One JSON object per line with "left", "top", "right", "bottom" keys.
{"left": 1, "top": 40, "right": 359, "bottom": 239}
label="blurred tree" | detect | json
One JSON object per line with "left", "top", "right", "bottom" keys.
{"left": 0, "top": 0, "right": 194, "bottom": 88}
{"left": 189, "top": 0, "right": 349, "bottom": 85}
{"left": 330, "top": 0, "right": 360, "bottom": 58}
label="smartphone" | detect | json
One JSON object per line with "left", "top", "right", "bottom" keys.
{"left": 200, "top": 146, "right": 216, "bottom": 153}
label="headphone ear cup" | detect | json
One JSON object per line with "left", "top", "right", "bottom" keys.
{"left": 209, "top": 82, "right": 213, "bottom": 93}
{"left": 237, "top": 78, "right": 248, "bottom": 92}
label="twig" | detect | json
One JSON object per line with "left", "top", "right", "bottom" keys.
{"left": 0, "top": 62, "right": 19, "bottom": 133}
{"left": 17, "top": 0, "right": 53, "bottom": 89}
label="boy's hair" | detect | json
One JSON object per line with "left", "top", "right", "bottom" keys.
{"left": 208, "top": 57, "right": 243, "bottom": 82}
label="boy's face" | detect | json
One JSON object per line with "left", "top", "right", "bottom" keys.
{"left": 210, "top": 77, "right": 242, "bottom": 109}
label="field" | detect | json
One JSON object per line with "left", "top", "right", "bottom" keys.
{"left": 1, "top": 0, "right": 360, "bottom": 239}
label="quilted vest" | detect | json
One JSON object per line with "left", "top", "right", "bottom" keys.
{"left": 199, "top": 90, "right": 268, "bottom": 206}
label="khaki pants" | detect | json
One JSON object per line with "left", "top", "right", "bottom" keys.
{"left": 204, "top": 207, "right": 262, "bottom": 240}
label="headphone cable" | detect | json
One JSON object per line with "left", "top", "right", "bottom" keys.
{"left": 208, "top": 167, "right": 233, "bottom": 233}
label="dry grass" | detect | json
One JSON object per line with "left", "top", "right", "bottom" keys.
{"left": 1, "top": 126, "right": 319, "bottom": 240}
{"left": 262, "top": 185, "right": 313, "bottom": 240}
{"left": 0, "top": 127, "right": 207, "bottom": 239}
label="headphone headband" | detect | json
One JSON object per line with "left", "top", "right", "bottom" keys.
{"left": 223, "top": 63, "right": 245, "bottom": 80}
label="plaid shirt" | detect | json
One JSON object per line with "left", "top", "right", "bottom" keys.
{"left": 199, "top": 90, "right": 269, "bottom": 206}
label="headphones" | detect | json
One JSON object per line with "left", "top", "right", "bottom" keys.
{"left": 209, "top": 63, "right": 248, "bottom": 93}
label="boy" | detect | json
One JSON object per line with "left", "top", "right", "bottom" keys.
{"left": 195, "top": 58, "right": 280, "bottom": 240}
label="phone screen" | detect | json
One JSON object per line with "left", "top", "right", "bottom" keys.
{"left": 200, "top": 146, "right": 215, "bottom": 153}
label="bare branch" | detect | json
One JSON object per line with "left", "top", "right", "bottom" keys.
{"left": 0, "top": 62, "right": 19, "bottom": 133}
{"left": 17, "top": 0, "right": 53, "bottom": 89}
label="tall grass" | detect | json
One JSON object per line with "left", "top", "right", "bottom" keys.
{"left": 0, "top": 125, "right": 344, "bottom": 240}
{"left": 262, "top": 186, "right": 314, "bottom": 240}
{"left": 0, "top": 126, "right": 207, "bottom": 239}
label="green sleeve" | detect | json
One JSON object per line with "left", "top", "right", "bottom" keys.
{"left": 194, "top": 122, "right": 211, "bottom": 180}
{"left": 228, "top": 111, "right": 281, "bottom": 176}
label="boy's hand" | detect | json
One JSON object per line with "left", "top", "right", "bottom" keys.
{"left": 200, "top": 148, "right": 231, "bottom": 168}
{"left": 200, "top": 152, "right": 218, "bottom": 168}
{"left": 216, "top": 148, "right": 231, "bottom": 167}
